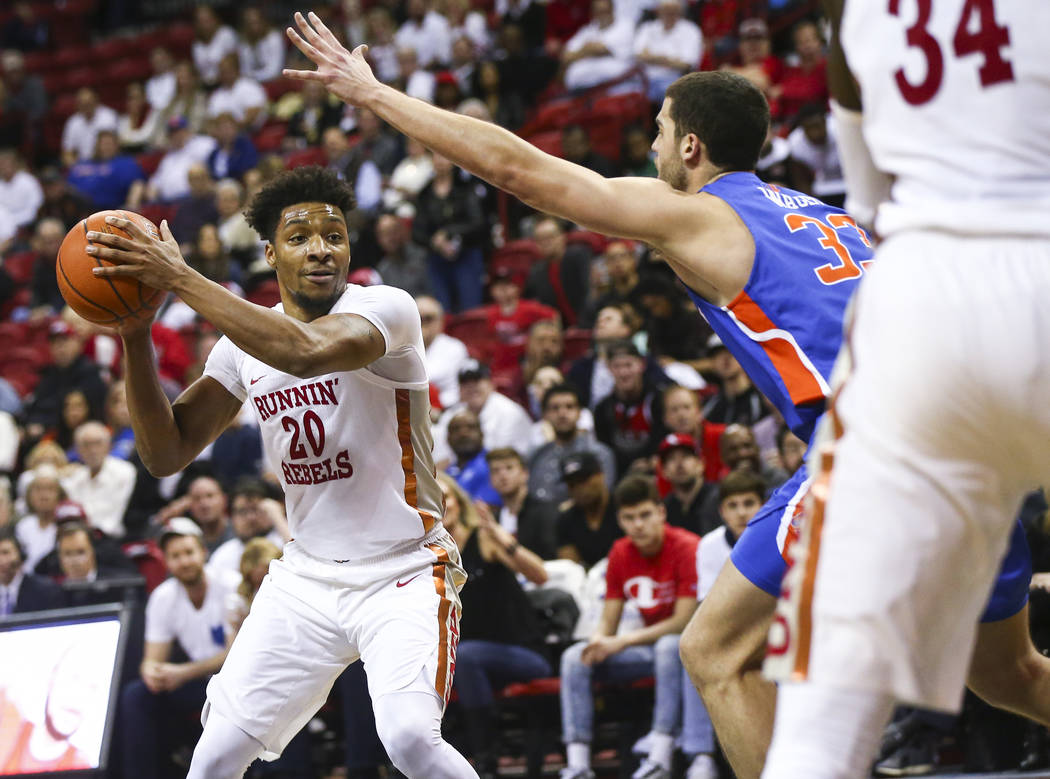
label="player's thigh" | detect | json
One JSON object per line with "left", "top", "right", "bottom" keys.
{"left": 683, "top": 560, "right": 776, "bottom": 678}
{"left": 207, "top": 572, "right": 355, "bottom": 757}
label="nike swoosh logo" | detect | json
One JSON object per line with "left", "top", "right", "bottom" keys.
{"left": 396, "top": 573, "right": 424, "bottom": 588}
{"left": 250, "top": 376, "right": 264, "bottom": 385}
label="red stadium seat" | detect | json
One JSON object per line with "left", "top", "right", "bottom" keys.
{"left": 491, "top": 239, "right": 543, "bottom": 281}
{"left": 51, "top": 45, "right": 94, "bottom": 70}
{"left": 121, "top": 540, "right": 168, "bottom": 594}
{"left": 247, "top": 279, "right": 282, "bottom": 308}
{"left": 445, "top": 307, "right": 493, "bottom": 360}
{"left": 519, "top": 97, "right": 583, "bottom": 136}
{"left": 264, "top": 78, "right": 300, "bottom": 102}
{"left": 136, "top": 150, "right": 166, "bottom": 177}
{"left": 91, "top": 36, "right": 137, "bottom": 62}
{"left": 253, "top": 121, "right": 288, "bottom": 153}
{"left": 562, "top": 328, "right": 592, "bottom": 361}
{"left": 2, "top": 251, "right": 37, "bottom": 285}
{"left": 525, "top": 130, "right": 562, "bottom": 157}
{"left": 20, "top": 50, "right": 54, "bottom": 74}
{"left": 104, "top": 57, "right": 151, "bottom": 87}
{"left": 564, "top": 230, "right": 608, "bottom": 254}
{"left": 137, "top": 203, "right": 177, "bottom": 227}
{"left": 163, "top": 23, "right": 196, "bottom": 53}
{"left": 50, "top": 92, "right": 79, "bottom": 119}
{"left": 63, "top": 67, "right": 100, "bottom": 92}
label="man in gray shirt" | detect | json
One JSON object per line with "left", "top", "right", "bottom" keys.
{"left": 528, "top": 383, "right": 616, "bottom": 505}
{"left": 374, "top": 212, "right": 431, "bottom": 297}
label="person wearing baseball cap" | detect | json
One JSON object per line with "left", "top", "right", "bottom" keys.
{"left": 659, "top": 433, "right": 720, "bottom": 537}
{"left": 554, "top": 450, "right": 622, "bottom": 569}
{"left": 121, "top": 515, "right": 240, "bottom": 778}
{"left": 484, "top": 266, "right": 558, "bottom": 375}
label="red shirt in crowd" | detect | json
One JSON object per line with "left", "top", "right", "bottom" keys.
{"left": 485, "top": 299, "right": 558, "bottom": 374}
{"left": 605, "top": 525, "right": 700, "bottom": 626}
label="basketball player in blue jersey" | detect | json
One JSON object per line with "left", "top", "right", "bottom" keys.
{"left": 281, "top": 11, "right": 1039, "bottom": 779}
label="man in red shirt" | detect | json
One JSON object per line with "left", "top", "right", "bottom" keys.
{"left": 485, "top": 267, "right": 559, "bottom": 375}
{"left": 559, "top": 476, "right": 716, "bottom": 779}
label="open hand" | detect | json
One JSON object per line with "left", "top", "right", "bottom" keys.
{"left": 283, "top": 11, "right": 381, "bottom": 106}
{"left": 87, "top": 216, "right": 190, "bottom": 293}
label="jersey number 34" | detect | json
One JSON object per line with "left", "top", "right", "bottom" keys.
{"left": 890, "top": 0, "right": 1014, "bottom": 106}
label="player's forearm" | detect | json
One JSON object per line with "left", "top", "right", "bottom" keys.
{"left": 122, "top": 330, "right": 188, "bottom": 476}
{"left": 181, "top": 650, "right": 228, "bottom": 681}
{"left": 619, "top": 610, "right": 694, "bottom": 648}
{"left": 365, "top": 83, "right": 561, "bottom": 213}
{"left": 170, "top": 271, "right": 336, "bottom": 377}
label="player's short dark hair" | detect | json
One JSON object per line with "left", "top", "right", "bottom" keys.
{"left": 486, "top": 447, "right": 525, "bottom": 467}
{"left": 56, "top": 521, "right": 95, "bottom": 547}
{"left": 0, "top": 527, "right": 24, "bottom": 562}
{"left": 718, "top": 470, "right": 767, "bottom": 504}
{"left": 541, "top": 383, "right": 581, "bottom": 411}
{"left": 245, "top": 165, "right": 356, "bottom": 242}
{"left": 614, "top": 475, "right": 661, "bottom": 509}
{"left": 665, "top": 71, "right": 770, "bottom": 172}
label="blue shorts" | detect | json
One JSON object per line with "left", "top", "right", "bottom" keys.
{"left": 729, "top": 462, "right": 1031, "bottom": 623}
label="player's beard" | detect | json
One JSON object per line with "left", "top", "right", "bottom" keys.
{"left": 658, "top": 154, "right": 689, "bottom": 192}
{"left": 289, "top": 280, "right": 347, "bottom": 319}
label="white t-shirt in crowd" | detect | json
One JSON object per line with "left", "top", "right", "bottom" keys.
{"left": 209, "top": 530, "right": 286, "bottom": 575}
{"left": 61, "top": 106, "right": 119, "bottom": 162}
{"left": 698, "top": 525, "right": 733, "bottom": 601}
{"left": 633, "top": 18, "right": 702, "bottom": 85}
{"left": 238, "top": 29, "right": 286, "bottom": 82}
{"left": 394, "top": 12, "right": 452, "bottom": 68}
{"left": 787, "top": 117, "right": 846, "bottom": 199}
{"left": 0, "top": 170, "right": 43, "bottom": 230}
{"left": 425, "top": 332, "right": 470, "bottom": 408}
{"left": 146, "top": 71, "right": 176, "bottom": 112}
{"left": 564, "top": 21, "right": 635, "bottom": 91}
{"left": 207, "top": 77, "right": 268, "bottom": 127}
{"left": 15, "top": 516, "right": 56, "bottom": 572}
{"left": 192, "top": 26, "right": 239, "bottom": 84}
{"left": 62, "top": 456, "right": 137, "bottom": 538}
{"left": 431, "top": 390, "right": 534, "bottom": 463}
{"left": 150, "top": 135, "right": 218, "bottom": 202}
{"left": 144, "top": 566, "right": 240, "bottom": 661}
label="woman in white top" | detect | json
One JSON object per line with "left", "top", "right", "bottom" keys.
{"left": 237, "top": 7, "right": 286, "bottom": 83}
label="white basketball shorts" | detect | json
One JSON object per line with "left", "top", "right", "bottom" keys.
{"left": 765, "top": 231, "right": 1050, "bottom": 712}
{"left": 203, "top": 526, "right": 465, "bottom": 759}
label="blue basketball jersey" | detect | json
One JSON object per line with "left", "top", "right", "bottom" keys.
{"left": 685, "top": 172, "right": 874, "bottom": 442}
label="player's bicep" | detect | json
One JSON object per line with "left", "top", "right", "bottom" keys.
{"left": 170, "top": 376, "right": 245, "bottom": 461}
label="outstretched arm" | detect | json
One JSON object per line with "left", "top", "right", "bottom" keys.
{"left": 282, "top": 12, "right": 708, "bottom": 254}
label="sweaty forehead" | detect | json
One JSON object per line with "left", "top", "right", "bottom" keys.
{"left": 279, "top": 202, "right": 347, "bottom": 227}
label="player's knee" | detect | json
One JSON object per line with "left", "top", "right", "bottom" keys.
{"left": 376, "top": 700, "right": 443, "bottom": 775}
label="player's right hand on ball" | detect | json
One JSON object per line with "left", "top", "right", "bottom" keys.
{"left": 283, "top": 11, "right": 380, "bottom": 106}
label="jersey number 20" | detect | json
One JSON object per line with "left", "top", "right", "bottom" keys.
{"left": 889, "top": 0, "right": 1014, "bottom": 106}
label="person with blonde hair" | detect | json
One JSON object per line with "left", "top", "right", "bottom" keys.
{"left": 227, "top": 538, "right": 282, "bottom": 634}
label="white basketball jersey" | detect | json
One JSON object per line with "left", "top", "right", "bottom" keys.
{"left": 204, "top": 284, "right": 443, "bottom": 562}
{"left": 841, "top": 0, "right": 1050, "bottom": 237}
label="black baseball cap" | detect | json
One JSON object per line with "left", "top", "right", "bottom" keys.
{"left": 458, "top": 359, "right": 491, "bottom": 383}
{"left": 560, "top": 450, "right": 603, "bottom": 482}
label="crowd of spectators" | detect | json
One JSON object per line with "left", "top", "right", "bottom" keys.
{"left": 0, "top": 0, "right": 1047, "bottom": 777}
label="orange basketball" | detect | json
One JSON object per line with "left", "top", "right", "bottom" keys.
{"left": 56, "top": 210, "right": 166, "bottom": 327}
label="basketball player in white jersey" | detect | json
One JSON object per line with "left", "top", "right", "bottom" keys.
{"left": 759, "top": 1, "right": 1050, "bottom": 776}
{"left": 84, "top": 166, "right": 477, "bottom": 779}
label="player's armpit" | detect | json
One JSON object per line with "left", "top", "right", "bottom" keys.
{"left": 281, "top": 312, "right": 387, "bottom": 377}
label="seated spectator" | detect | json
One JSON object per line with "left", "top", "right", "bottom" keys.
{"left": 471, "top": 60, "right": 525, "bottom": 130}
{"left": 556, "top": 451, "right": 622, "bottom": 568}
{"left": 506, "top": 319, "right": 568, "bottom": 407}
{"left": 487, "top": 447, "right": 561, "bottom": 559}
{"left": 157, "top": 61, "right": 209, "bottom": 137}
{"left": 35, "top": 167, "right": 92, "bottom": 230}
{"left": 395, "top": 0, "right": 452, "bottom": 68}
{"left": 561, "top": 0, "right": 634, "bottom": 92}
{"left": 569, "top": 304, "right": 662, "bottom": 408}
{"left": 633, "top": 0, "right": 702, "bottom": 103}
{"left": 719, "top": 423, "right": 787, "bottom": 492}
{"left": 435, "top": 361, "right": 535, "bottom": 465}
{"left": 498, "top": 0, "right": 546, "bottom": 52}
{"left": 375, "top": 212, "right": 430, "bottom": 298}
{"left": 560, "top": 124, "right": 616, "bottom": 178}
{"left": 209, "top": 478, "right": 288, "bottom": 574}
{"left": 184, "top": 475, "right": 233, "bottom": 553}
{"left": 776, "top": 19, "right": 828, "bottom": 125}
{"left": 24, "top": 320, "right": 108, "bottom": 443}
{"left": 52, "top": 518, "right": 138, "bottom": 595}
{"left": 145, "top": 47, "right": 176, "bottom": 113}
{"left": 26, "top": 217, "right": 68, "bottom": 318}
{"left": 56, "top": 388, "right": 102, "bottom": 455}
{"left": 2, "top": 50, "right": 48, "bottom": 128}
{"left": 364, "top": 7, "right": 400, "bottom": 84}
{"left": 444, "top": 409, "right": 501, "bottom": 505}
{"left": 787, "top": 103, "right": 846, "bottom": 207}
{"left": 662, "top": 385, "right": 725, "bottom": 482}
{"left": 0, "top": 146, "right": 41, "bottom": 231}
{"left": 14, "top": 442, "right": 71, "bottom": 507}
{"left": 413, "top": 153, "right": 487, "bottom": 313}
{"left": 119, "top": 518, "right": 237, "bottom": 778}
{"left": 559, "top": 476, "right": 715, "bottom": 779}
{"left": 756, "top": 125, "right": 793, "bottom": 185}
{"left": 486, "top": 268, "right": 559, "bottom": 375}
{"left": 594, "top": 340, "right": 670, "bottom": 475}
{"left": 192, "top": 5, "right": 238, "bottom": 88}
{"left": 496, "top": 22, "right": 558, "bottom": 104}
{"left": 1, "top": 3, "right": 49, "bottom": 51}
{"left": 659, "top": 433, "right": 720, "bottom": 536}
{"left": 285, "top": 80, "right": 343, "bottom": 150}
{"left": 117, "top": 82, "right": 160, "bottom": 153}
{"left": 450, "top": 36, "right": 478, "bottom": 95}
{"left": 62, "top": 422, "right": 137, "bottom": 539}
{"left": 207, "top": 113, "right": 257, "bottom": 183}
{"left": 434, "top": 71, "right": 465, "bottom": 112}
{"left": 620, "top": 124, "right": 657, "bottom": 178}
{"left": 15, "top": 465, "right": 64, "bottom": 571}
{"left": 529, "top": 384, "right": 617, "bottom": 504}
{"left": 322, "top": 127, "right": 383, "bottom": 214}
{"left": 135, "top": 117, "right": 217, "bottom": 205}
{"left": 697, "top": 470, "right": 765, "bottom": 599}
{"left": 215, "top": 178, "right": 262, "bottom": 270}
{"left": 721, "top": 19, "right": 784, "bottom": 114}
{"left": 524, "top": 216, "right": 594, "bottom": 327}
{"left": 105, "top": 380, "right": 136, "bottom": 462}
{"left": 0, "top": 528, "right": 63, "bottom": 617}
{"left": 349, "top": 107, "right": 403, "bottom": 176}
{"left": 60, "top": 88, "right": 118, "bottom": 167}
{"left": 383, "top": 137, "right": 433, "bottom": 215}
{"left": 206, "top": 54, "right": 268, "bottom": 132}
{"left": 417, "top": 295, "right": 470, "bottom": 408}
{"left": 701, "top": 335, "right": 768, "bottom": 428}
{"left": 237, "top": 6, "right": 286, "bottom": 83}
{"left": 586, "top": 240, "right": 643, "bottom": 320}
{"left": 395, "top": 46, "right": 436, "bottom": 103}
{"left": 226, "top": 536, "right": 281, "bottom": 634}
{"left": 66, "top": 130, "right": 145, "bottom": 210}
{"left": 446, "top": 0, "right": 490, "bottom": 53}
{"left": 171, "top": 163, "right": 219, "bottom": 245}
{"left": 777, "top": 427, "right": 806, "bottom": 476}
{"left": 442, "top": 472, "right": 550, "bottom": 774}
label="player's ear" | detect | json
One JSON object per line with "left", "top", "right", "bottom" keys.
{"left": 264, "top": 242, "right": 277, "bottom": 269}
{"left": 682, "top": 133, "right": 704, "bottom": 165}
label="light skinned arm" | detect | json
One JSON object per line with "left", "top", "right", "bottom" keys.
{"left": 475, "top": 501, "right": 548, "bottom": 585}
{"left": 282, "top": 13, "right": 745, "bottom": 302}
{"left": 615, "top": 596, "right": 697, "bottom": 649}
{"left": 164, "top": 648, "right": 230, "bottom": 688}
{"left": 140, "top": 640, "right": 172, "bottom": 693}
{"left": 88, "top": 217, "right": 387, "bottom": 379}
{"left": 580, "top": 597, "right": 625, "bottom": 665}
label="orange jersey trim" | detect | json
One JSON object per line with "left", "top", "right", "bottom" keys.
{"left": 395, "top": 389, "right": 436, "bottom": 534}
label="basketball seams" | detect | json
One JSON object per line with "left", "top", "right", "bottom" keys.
{"left": 94, "top": 218, "right": 137, "bottom": 316}
{"left": 58, "top": 224, "right": 125, "bottom": 324}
